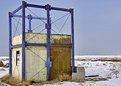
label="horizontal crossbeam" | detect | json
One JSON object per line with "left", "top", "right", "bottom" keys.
{"left": 27, "top": 3, "right": 70, "bottom": 12}
{"left": 51, "top": 7, "right": 70, "bottom": 12}
{"left": 13, "top": 15, "right": 47, "bottom": 20}
{"left": 27, "top": 4, "right": 45, "bottom": 9}
{"left": 11, "top": 43, "right": 71, "bottom": 48}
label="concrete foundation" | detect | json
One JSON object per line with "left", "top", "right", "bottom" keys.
{"left": 72, "top": 67, "right": 85, "bottom": 82}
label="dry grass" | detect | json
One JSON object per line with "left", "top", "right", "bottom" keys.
{"left": 0, "top": 74, "right": 73, "bottom": 85}
{"left": 57, "top": 73, "right": 71, "bottom": 81}
{"left": 0, "top": 60, "right": 4, "bottom": 67}
{"left": 0, "top": 75, "right": 29, "bottom": 86}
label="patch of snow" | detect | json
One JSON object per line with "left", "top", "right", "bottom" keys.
{"left": 0, "top": 67, "right": 9, "bottom": 78}
{"left": 0, "top": 56, "right": 121, "bottom": 86}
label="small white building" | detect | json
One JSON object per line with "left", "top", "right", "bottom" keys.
{"left": 12, "top": 32, "right": 71, "bottom": 82}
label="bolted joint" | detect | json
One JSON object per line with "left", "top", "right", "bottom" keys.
{"left": 45, "top": 4, "right": 51, "bottom": 10}
{"left": 27, "top": 14, "right": 32, "bottom": 20}
{"left": 45, "top": 23, "right": 48, "bottom": 29}
{"left": 9, "top": 12, "right": 13, "bottom": 17}
{"left": 22, "top": 1, "right": 27, "bottom": 8}
{"left": 69, "top": 8, "right": 74, "bottom": 13}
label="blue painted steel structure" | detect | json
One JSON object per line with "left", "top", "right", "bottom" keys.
{"left": 70, "top": 9, "right": 75, "bottom": 72}
{"left": 45, "top": 4, "right": 51, "bottom": 80}
{"left": 9, "top": 12, "right": 12, "bottom": 77}
{"left": 21, "top": 1, "right": 26, "bottom": 81}
{"left": 27, "top": 14, "right": 32, "bottom": 32}
{"left": 9, "top": 1, "right": 75, "bottom": 81}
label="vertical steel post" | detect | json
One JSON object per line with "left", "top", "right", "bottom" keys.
{"left": 22, "top": 1, "right": 26, "bottom": 81}
{"left": 28, "top": 14, "right": 32, "bottom": 32}
{"left": 45, "top": 4, "right": 51, "bottom": 80}
{"left": 9, "top": 12, "right": 12, "bottom": 77}
{"left": 70, "top": 9, "right": 75, "bottom": 72}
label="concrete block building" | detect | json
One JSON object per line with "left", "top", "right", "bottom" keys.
{"left": 12, "top": 33, "right": 71, "bottom": 82}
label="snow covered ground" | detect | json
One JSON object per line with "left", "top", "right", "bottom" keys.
{"left": 0, "top": 56, "right": 9, "bottom": 78}
{"left": 0, "top": 56, "right": 121, "bottom": 86}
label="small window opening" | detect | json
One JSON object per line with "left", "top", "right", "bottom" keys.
{"left": 16, "top": 51, "right": 20, "bottom": 66}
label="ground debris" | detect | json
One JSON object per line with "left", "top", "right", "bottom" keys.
{"left": 0, "top": 60, "right": 4, "bottom": 67}
{"left": 85, "top": 77, "right": 107, "bottom": 81}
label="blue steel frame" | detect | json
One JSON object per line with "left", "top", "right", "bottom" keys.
{"left": 9, "top": 1, "right": 75, "bottom": 81}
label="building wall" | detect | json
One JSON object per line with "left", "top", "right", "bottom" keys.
{"left": 25, "top": 33, "right": 48, "bottom": 81}
{"left": 50, "top": 46, "right": 71, "bottom": 80}
{"left": 51, "top": 34, "right": 71, "bottom": 44}
{"left": 12, "top": 47, "right": 22, "bottom": 80}
{"left": 12, "top": 34, "right": 22, "bottom": 45}
{"left": 26, "top": 46, "right": 47, "bottom": 81}
{"left": 26, "top": 33, "right": 47, "bottom": 43}
{"left": 12, "top": 33, "right": 71, "bottom": 45}
{"left": 50, "top": 34, "right": 71, "bottom": 80}
{"left": 12, "top": 33, "right": 71, "bottom": 81}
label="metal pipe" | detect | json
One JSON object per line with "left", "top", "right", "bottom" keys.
{"left": 27, "top": 15, "right": 32, "bottom": 32}
{"left": 70, "top": 9, "right": 75, "bottom": 73}
{"left": 29, "top": 17, "right": 32, "bottom": 32}
{"left": 9, "top": 12, "right": 12, "bottom": 77}
{"left": 22, "top": 1, "right": 26, "bottom": 82}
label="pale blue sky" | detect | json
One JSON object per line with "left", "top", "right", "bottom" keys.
{"left": 1, "top": 0, "right": 121, "bottom": 56}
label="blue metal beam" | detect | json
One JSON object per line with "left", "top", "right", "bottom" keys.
{"left": 11, "top": 43, "right": 46, "bottom": 48}
{"left": 27, "top": 4, "right": 45, "bottom": 9}
{"left": 26, "top": 43, "right": 47, "bottom": 46}
{"left": 11, "top": 43, "right": 71, "bottom": 48}
{"left": 13, "top": 14, "right": 47, "bottom": 20}
{"left": 70, "top": 9, "right": 75, "bottom": 73}
{"left": 46, "top": 4, "right": 51, "bottom": 80}
{"left": 22, "top": 1, "right": 26, "bottom": 82}
{"left": 27, "top": 3, "right": 70, "bottom": 12}
{"left": 51, "top": 7, "right": 70, "bottom": 12}
{"left": 11, "top": 5, "right": 22, "bottom": 15}
{"left": 9, "top": 12, "right": 12, "bottom": 77}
